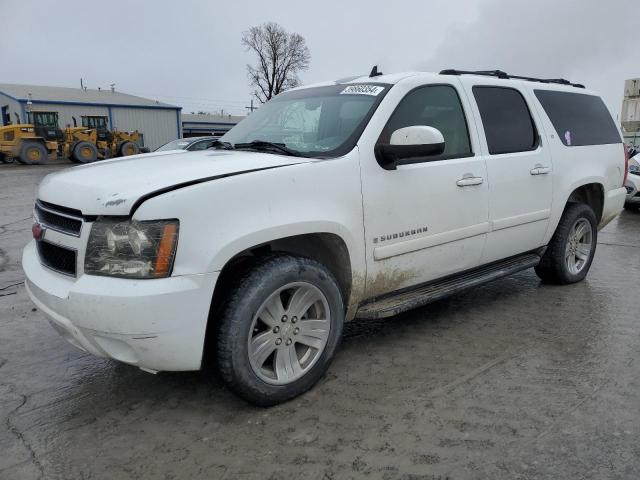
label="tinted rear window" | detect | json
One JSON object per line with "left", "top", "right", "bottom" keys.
{"left": 473, "top": 86, "right": 538, "bottom": 155}
{"left": 534, "top": 90, "right": 621, "bottom": 147}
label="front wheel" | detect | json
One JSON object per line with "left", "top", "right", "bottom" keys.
{"left": 117, "top": 141, "right": 139, "bottom": 157}
{"left": 18, "top": 141, "right": 48, "bottom": 165}
{"left": 535, "top": 203, "right": 597, "bottom": 284}
{"left": 71, "top": 141, "right": 98, "bottom": 163}
{"left": 217, "top": 255, "right": 344, "bottom": 406}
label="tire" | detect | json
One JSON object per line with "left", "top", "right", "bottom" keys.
{"left": 117, "top": 141, "right": 139, "bottom": 157}
{"left": 71, "top": 141, "right": 98, "bottom": 163}
{"left": 535, "top": 203, "right": 598, "bottom": 285}
{"left": 18, "top": 141, "right": 48, "bottom": 165}
{"left": 217, "top": 255, "right": 344, "bottom": 406}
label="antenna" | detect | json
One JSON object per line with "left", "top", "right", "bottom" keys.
{"left": 369, "top": 65, "right": 383, "bottom": 77}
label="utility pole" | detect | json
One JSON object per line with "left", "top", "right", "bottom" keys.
{"left": 245, "top": 99, "right": 257, "bottom": 114}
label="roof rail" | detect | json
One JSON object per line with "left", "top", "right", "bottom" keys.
{"left": 439, "top": 69, "right": 585, "bottom": 89}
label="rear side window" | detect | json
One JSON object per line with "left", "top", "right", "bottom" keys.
{"left": 473, "top": 86, "right": 538, "bottom": 155}
{"left": 534, "top": 90, "right": 621, "bottom": 147}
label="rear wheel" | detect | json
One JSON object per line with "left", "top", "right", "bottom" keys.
{"left": 217, "top": 255, "right": 344, "bottom": 406}
{"left": 117, "top": 141, "right": 139, "bottom": 157}
{"left": 71, "top": 141, "right": 98, "bottom": 163}
{"left": 18, "top": 141, "right": 47, "bottom": 165}
{"left": 535, "top": 203, "right": 597, "bottom": 284}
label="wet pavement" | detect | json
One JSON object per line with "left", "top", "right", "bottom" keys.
{"left": 1, "top": 163, "right": 640, "bottom": 480}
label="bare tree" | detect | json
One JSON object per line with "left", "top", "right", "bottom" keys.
{"left": 242, "top": 22, "right": 311, "bottom": 103}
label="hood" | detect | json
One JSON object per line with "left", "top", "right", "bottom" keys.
{"left": 38, "top": 150, "right": 310, "bottom": 216}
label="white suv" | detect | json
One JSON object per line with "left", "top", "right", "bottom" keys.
{"left": 23, "top": 69, "right": 627, "bottom": 405}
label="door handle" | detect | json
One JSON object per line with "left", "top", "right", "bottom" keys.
{"left": 530, "top": 165, "right": 551, "bottom": 175}
{"left": 456, "top": 175, "right": 484, "bottom": 187}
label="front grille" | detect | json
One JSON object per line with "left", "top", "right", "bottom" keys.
{"left": 36, "top": 240, "right": 77, "bottom": 276}
{"left": 35, "top": 200, "right": 83, "bottom": 236}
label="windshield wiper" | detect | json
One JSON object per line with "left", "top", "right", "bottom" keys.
{"left": 234, "top": 140, "right": 302, "bottom": 157}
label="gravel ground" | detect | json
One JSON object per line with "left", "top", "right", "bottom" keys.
{"left": 1, "top": 163, "right": 640, "bottom": 480}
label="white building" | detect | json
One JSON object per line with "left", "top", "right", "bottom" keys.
{"left": 622, "top": 79, "right": 640, "bottom": 147}
{"left": 181, "top": 113, "right": 245, "bottom": 138}
{"left": 0, "top": 83, "right": 181, "bottom": 150}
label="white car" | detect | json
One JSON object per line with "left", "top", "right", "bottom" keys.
{"left": 155, "top": 136, "right": 221, "bottom": 152}
{"left": 23, "top": 69, "right": 627, "bottom": 405}
{"left": 624, "top": 153, "right": 640, "bottom": 210}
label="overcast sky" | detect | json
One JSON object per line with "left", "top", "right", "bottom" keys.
{"left": 0, "top": 0, "right": 636, "bottom": 118}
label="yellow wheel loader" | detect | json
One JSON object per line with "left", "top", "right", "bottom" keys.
{"left": 113, "top": 130, "right": 141, "bottom": 157}
{"left": 0, "top": 111, "right": 102, "bottom": 165}
{"left": 0, "top": 112, "right": 60, "bottom": 165}
{"left": 0, "top": 112, "right": 144, "bottom": 165}
{"left": 26, "top": 111, "right": 101, "bottom": 163}
{"left": 81, "top": 115, "right": 141, "bottom": 157}
{"left": 64, "top": 117, "right": 101, "bottom": 163}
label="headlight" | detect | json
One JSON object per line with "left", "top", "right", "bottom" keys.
{"left": 85, "top": 218, "right": 179, "bottom": 278}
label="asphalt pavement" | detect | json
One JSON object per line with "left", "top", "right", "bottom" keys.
{"left": 1, "top": 163, "right": 640, "bottom": 479}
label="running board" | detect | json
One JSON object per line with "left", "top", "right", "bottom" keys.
{"left": 355, "top": 253, "right": 541, "bottom": 319}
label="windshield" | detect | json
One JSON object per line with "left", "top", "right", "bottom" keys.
{"left": 222, "top": 83, "right": 389, "bottom": 157}
{"left": 155, "top": 139, "right": 193, "bottom": 151}
{"left": 82, "top": 116, "right": 108, "bottom": 129}
{"left": 30, "top": 112, "right": 58, "bottom": 127}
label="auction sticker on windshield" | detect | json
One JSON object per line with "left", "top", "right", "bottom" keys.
{"left": 340, "top": 85, "right": 385, "bottom": 96}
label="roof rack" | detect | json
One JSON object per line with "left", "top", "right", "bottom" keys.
{"left": 439, "top": 69, "right": 585, "bottom": 89}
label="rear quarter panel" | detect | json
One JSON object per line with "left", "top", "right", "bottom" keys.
{"left": 527, "top": 86, "right": 625, "bottom": 242}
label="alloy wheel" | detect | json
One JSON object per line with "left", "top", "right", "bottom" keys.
{"left": 565, "top": 218, "right": 593, "bottom": 275}
{"left": 248, "top": 282, "right": 331, "bottom": 385}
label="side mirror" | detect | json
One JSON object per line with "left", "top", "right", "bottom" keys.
{"left": 375, "top": 126, "right": 445, "bottom": 170}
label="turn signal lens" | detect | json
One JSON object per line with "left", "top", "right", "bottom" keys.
{"left": 154, "top": 223, "right": 179, "bottom": 278}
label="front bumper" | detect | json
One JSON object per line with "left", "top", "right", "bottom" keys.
{"left": 625, "top": 174, "right": 640, "bottom": 205}
{"left": 23, "top": 240, "right": 218, "bottom": 372}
